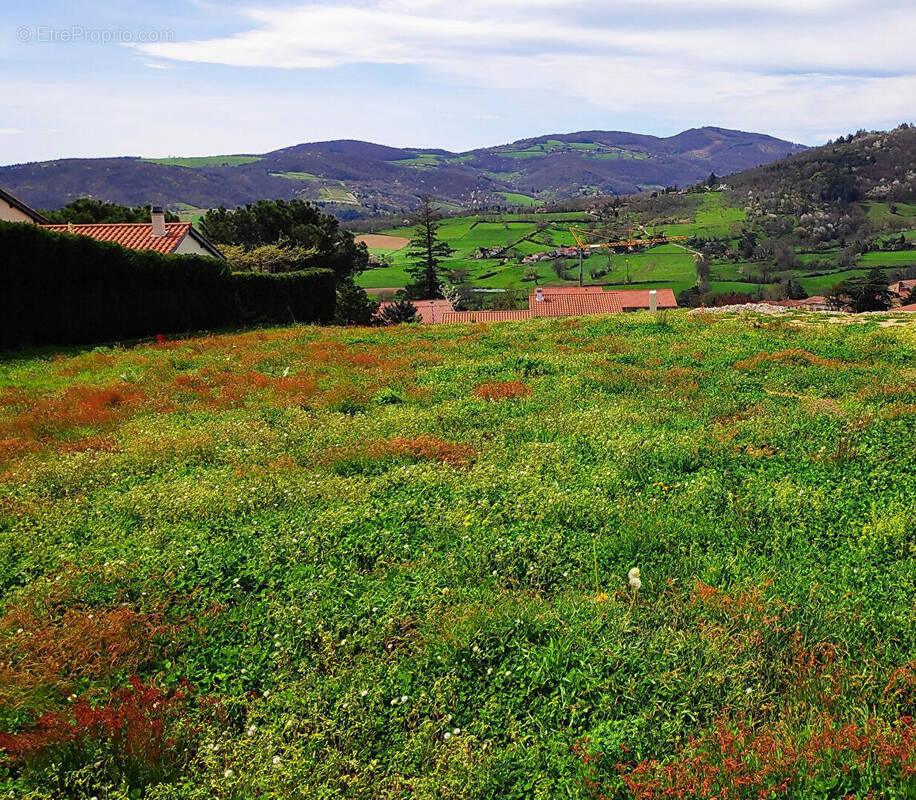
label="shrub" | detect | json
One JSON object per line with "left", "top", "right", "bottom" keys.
{"left": 378, "top": 300, "right": 419, "bottom": 325}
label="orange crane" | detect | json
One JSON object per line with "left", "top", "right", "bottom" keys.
{"left": 568, "top": 226, "right": 689, "bottom": 286}
{"left": 568, "top": 227, "right": 687, "bottom": 250}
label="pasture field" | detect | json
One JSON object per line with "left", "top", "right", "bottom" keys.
{"left": 354, "top": 234, "right": 412, "bottom": 251}
{"left": 2, "top": 313, "right": 916, "bottom": 798}
{"left": 140, "top": 156, "right": 263, "bottom": 168}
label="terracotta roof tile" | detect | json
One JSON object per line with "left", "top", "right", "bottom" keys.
{"left": 42, "top": 222, "right": 193, "bottom": 254}
{"left": 529, "top": 291, "right": 622, "bottom": 317}
{"left": 896, "top": 302, "right": 916, "bottom": 312}
{"left": 440, "top": 310, "right": 532, "bottom": 323}
{"left": 615, "top": 289, "right": 678, "bottom": 309}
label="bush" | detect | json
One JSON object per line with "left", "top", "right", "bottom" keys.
{"left": 0, "top": 222, "right": 335, "bottom": 348}
{"left": 378, "top": 300, "right": 418, "bottom": 325}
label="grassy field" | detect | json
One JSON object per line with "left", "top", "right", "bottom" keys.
{"left": 2, "top": 313, "right": 916, "bottom": 798}
{"left": 269, "top": 172, "right": 322, "bottom": 182}
{"left": 141, "top": 156, "right": 263, "bottom": 168}
{"left": 356, "top": 193, "right": 916, "bottom": 297}
{"left": 356, "top": 195, "right": 758, "bottom": 292}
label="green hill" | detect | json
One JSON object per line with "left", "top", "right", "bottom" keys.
{"left": 356, "top": 127, "right": 916, "bottom": 300}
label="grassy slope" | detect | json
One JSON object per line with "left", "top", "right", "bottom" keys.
{"left": 141, "top": 155, "right": 263, "bottom": 168}
{"left": 2, "top": 315, "right": 916, "bottom": 797}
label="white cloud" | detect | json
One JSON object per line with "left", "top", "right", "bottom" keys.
{"left": 131, "top": 0, "right": 916, "bottom": 144}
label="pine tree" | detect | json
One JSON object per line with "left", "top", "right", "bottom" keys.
{"left": 404, "top": 197, "right": 454, "bottom": 300}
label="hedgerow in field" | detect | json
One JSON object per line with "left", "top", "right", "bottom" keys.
{"left": 1, "top": 311, "right": 916, "bottom": 798}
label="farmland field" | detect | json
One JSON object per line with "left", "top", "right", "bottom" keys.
{"left": 140, "top": 155, "right": 263, "bottom": 168}
{"left": 2, "top": 313, "right": 916, "bottom": 798}
{"left": 354, "top": 193, "right": 916, "bottom": 297}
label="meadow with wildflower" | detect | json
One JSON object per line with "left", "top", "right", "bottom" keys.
{"left": 1, "top": 311, "right": 916, "bottom": 798}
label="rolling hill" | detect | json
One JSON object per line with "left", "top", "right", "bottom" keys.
{"left": 0, "top": 127, "right": 804, "bottom": 217}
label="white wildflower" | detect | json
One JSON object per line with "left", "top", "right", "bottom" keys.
{"left": 224, "top": 768, "right": 234, "bottom": 778}
{"left": 272, "top": 755, "right": 281, "bottom": 765}
{"left": 628, "top": 568, "right": 642, "bottom": 591}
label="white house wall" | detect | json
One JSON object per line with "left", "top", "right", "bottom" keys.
{"left": 0, "top": 198, "right": 36, "bottom": 224}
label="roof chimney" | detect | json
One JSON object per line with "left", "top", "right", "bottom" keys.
{"left": 151, "top": 206, "right": 167, "bottom": 237}
{"left": 535, "top": 287, "right": 545, "bottom": 302}
{"left": 649, "top": 289, "right": 658, "bottom": 313}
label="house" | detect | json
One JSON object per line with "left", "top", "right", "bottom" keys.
{"left": 616, "top": 289, "right": 678, "bottom": 312}
{"left": 42, "top": 207, "right": 224, "bottom": 259}
{"left": 440, "top": 309, "right": 531, "bottom": 323}
{"left": 770, "top": 296, "right": 831, "bottom": 311}
{"left": 889, "top": 280, "right": 916, "bottom": 302}
{"left": 434, "top": 287, "right": 678, "bottom": 324}
{"left": 0, "top": 187, "right": 47, "bottom": 224}
{"left": 378, "top": 298, "right": 454, "bottom": 324}
{"left": 529, "top": 286, "right": 623, "bottom": 317}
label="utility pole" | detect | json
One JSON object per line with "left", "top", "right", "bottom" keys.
{"left": 578, "top": 247, "right": 584, "bottom": 287}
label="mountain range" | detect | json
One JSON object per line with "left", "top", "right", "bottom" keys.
{"left": 0, "top": 127, "right": 806, "bottom": 217}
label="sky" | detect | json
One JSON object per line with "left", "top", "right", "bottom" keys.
{"left": 1, "top": 0, "right": 914, "bottom": 165}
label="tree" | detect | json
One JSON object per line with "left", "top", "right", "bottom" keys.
{"left": 403, "top": 197, "right": 454, "bottom": 299}
{"left": 844, "top": 269, "right": 892, "bottom": 312}
{"left": 335, "top": 279, "right": 379, "bottom": 325}
{"left": 781, "top": 278, "right": 808, "bottom": 300}
{"left": 220, "top": 242, "right": 316, "bottom": 274}
{"left": 200, "top": 199, "right": 368, "bottom": 282}
{"left": 694, "top": 253, "right": 711, "bottom": 284}
{"left": 41, "top": 199, "right": 179, "bottom": 224}
{"left": 378, "top": 300, "right": 419, "bottom": 325}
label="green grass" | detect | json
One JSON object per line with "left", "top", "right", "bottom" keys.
{"left": 386, "top": 154, "right": 443, "bottom": 169}
{"left": 141, "top": 155, "right": 263, "bottom": 168}
{"left": 859, "top": 250, "right": 916, "bottom": 267}
{"left": 321, "top": 186, "right": 358, "bottom": 204}
{"left": 499, "top": 192, "right": 540, "bottom": 207}
{"left": 798, "top": 267, "right": 900, "bottom": 295}
{"left": 269, "top": 171, "right": 322, "bottom": 182}
{"left": 3, "top": 315, "right": 916, "bottom": 797}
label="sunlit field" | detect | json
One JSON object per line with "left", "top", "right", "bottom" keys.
{"left": 2, "top": 312, "right": 916, "bottom": 798}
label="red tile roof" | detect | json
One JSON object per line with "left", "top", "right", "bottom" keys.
{"left": 896, "top": 302, "right": 916, "bottom": 312}
{"left": 42, "top": 222, "right": 194, "bottom": 255}
{"left": 529, "top": 291, "right": 622, "bottom": 317}
{"left": 615, "top": 289, "right": 678, "bottom": 310}
{"left": 440, "top": 310, "right": 532, "bottom": 323}
{"left": 378, "top": 299, "right": 454, "bottom": 323}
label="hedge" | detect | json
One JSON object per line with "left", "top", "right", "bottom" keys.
{"left": 0, "top": 222, "right": 335, "bottom": 349}
{"left": 232, "top": 270, "right": 336, "bottom": 326}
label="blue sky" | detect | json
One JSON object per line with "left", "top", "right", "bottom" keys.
{"left": 1, "top": 0, "right": 914, "bottom": 164}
